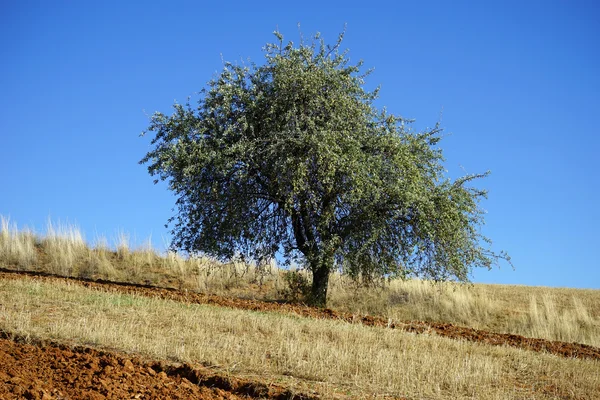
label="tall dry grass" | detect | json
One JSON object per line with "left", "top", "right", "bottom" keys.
{"left": 327, "top": 276, "right": 600, "bottom": 347}
{"left": 0, "top": 215, "right": 287, "bottom": 297}
{"left": 1, "top": 215, "right": 599, "bottom": 347}
{"left": 0, "top": 278, "right": 598, "bottom": 399}
{"left": 515, "top": 293, "right": 598, "bottom": 345}
{"left": 42, "top": 218, "right": 88, "bottom": 276}
{"left": 0, "top": 216, "right": 37, "bottom": 268}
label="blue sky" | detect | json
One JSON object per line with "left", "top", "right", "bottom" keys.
{"left": 1, "top": 1, "right": 598, "bottom": 288}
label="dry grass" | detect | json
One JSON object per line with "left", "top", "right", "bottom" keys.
{"left": 327, "top": 277, "right": 600, "bottom": 347}
{"left": 0, "top": 215, "right": 282, "bottom": 294}
{"left": 0, "top": 278, "right": 598, "bottom": 399}
{"left": 1, "top": 215, "right": 599, "bottom": 347}
{"left": 0, "top": 216, "right": 37, "bottom": 268}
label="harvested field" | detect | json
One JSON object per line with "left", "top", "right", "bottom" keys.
{"left": 1, "top": 268, "right": 598, "bottom": 361}
{"left": 1, "top": 273, "right": 599, "bottom": 399}
{"left": 0, "top": 331, "right": 317, "bottom": 400}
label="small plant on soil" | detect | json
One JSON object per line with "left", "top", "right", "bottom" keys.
{"left": 279, "top": 270, "right": 312, "bottom": 304}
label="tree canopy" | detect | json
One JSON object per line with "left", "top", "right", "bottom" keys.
{"left": 140, "top": 29, "right": 510, "bottom": 306}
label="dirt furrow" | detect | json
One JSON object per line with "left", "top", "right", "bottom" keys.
{"left": 0, "top": 330, "right": 318, "bottom": 400}
{"left": 1, "top": 268, "right": 599, "bottom": 361}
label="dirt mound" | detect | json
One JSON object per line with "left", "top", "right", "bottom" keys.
{"left": 0, "top": 331, "right": 317, "bottom": 400}
{"left": 2, "top": 268, "right": 599, "bottom": 361}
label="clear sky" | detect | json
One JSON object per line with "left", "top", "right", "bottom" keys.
{"left": 1, "top": 1, "right": 598, "bottom": 288}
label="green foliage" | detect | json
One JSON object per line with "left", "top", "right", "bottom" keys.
{"left": 280, "top": 270, "right": 312, "bottom": 304}
{"left": 140, "top": 28, "right": 510, "bottom": 306}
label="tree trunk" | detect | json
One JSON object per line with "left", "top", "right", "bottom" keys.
{"left": 310, "top": 260, "right": 331, "bottom": 307}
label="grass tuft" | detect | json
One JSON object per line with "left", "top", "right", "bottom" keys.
{"left": 0, "top": 216, "right": 37, "bottom": 268}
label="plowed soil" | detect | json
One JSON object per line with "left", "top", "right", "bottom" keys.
{"left": 2, "top": 268, "right": 599, "bottom": 361}
{"left": 0, "top": 331, "right": 317, "bottom": 400}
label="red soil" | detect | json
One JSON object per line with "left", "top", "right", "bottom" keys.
{"left": 1, "top": 268, "right": 599, "bottom": 361}
{"left": 0, "top": 331, "right": 317, "bottom": 400}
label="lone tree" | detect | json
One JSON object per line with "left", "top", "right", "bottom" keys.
{"left": 140, "top": 30, "right": 509, "bottom": 307}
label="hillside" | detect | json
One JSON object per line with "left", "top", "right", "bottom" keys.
{"left": 1, "top": 217, "right": 599, "bottom": 399}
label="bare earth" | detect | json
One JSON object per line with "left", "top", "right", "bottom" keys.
{"left": 0, "top": 332, "right": 317, "bottom": 400}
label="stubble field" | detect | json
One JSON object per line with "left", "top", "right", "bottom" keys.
{"left": 0, "top": 216, "right": 598, "bottom": 399}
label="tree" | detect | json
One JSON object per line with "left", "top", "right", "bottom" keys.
{"left": 140, "top": 29, "right": 510, "bottom": 307}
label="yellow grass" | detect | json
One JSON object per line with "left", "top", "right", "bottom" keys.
{"left": 1, "top": 215, "right": 599, "bottom": 347}
{"left": 0, "top": 278, "right": 598, "bottom": 399}
{"left": 327, "top": 277, "right": 600, "bottom": 347}
{"left": 0, "top": 216, "right": 37, "bottom": 268}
